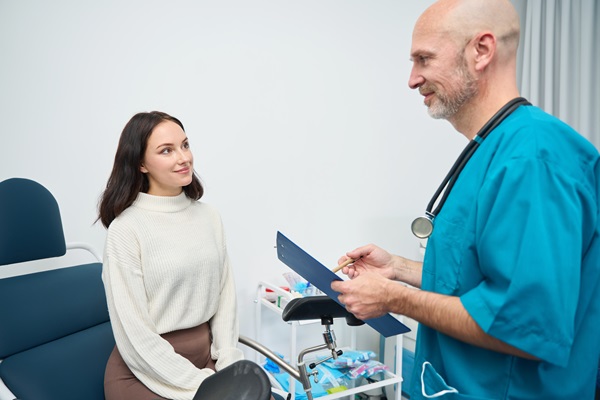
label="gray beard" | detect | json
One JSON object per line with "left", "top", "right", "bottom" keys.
{"left": 427, "top": 61, "right": 478, "bottom": 120}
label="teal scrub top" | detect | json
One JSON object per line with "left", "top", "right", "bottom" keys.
{"left": 409, "top": 105, "right": 600, "bottom": 400}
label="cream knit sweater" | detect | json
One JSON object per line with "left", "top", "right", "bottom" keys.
{"left": 102, "top": 192, "right": 243, "bottom": 400}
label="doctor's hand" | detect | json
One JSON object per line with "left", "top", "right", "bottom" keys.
{"left": 331, "top": 270, "right": 392, "bottom": 320}
{"left": 338, "top": 244, "right": 397, "bottom": 280}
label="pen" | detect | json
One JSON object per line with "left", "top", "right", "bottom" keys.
{"left": 332, "top": 258, "right": 355, "bottom": 273}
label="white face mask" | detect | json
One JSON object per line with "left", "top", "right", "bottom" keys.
{"left": 421, "top": 361, "right": 459, "bottom": 398}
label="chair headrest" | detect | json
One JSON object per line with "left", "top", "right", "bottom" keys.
{"left": 0, "top": 178, "right": 66, "bottom": 266}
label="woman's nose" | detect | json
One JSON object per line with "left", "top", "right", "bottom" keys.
{"left": 177, "top": 149, "right": 192, "bottom": 164}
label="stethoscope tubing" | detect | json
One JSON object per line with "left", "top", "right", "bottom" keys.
{"left": 413, "top": 97, "right": 532, "bottom": 239}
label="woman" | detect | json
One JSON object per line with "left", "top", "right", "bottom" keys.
{"left": 97, "top": 111, "right": 243, "bottom": 399}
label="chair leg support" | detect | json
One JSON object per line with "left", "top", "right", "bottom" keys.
{"left": 239, "top": 335, "right": 318, "bottom": 400}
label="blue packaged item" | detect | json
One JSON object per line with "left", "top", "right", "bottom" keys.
{"left": 263, "top": 354, "right": 284, "bottom": 374}
{"left": 265, "top": 361, "right": 348, "bottom": 399}
{"left": 321, "top": 350, "right": 376, "bottom": 369}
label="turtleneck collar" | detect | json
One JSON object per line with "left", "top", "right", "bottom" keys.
{"left": 132, "top": 191, "right": 193, "bottom": 213}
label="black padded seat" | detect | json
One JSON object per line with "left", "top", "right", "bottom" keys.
{"left": 282, "top": 296, "right": 364, "bottom": 326}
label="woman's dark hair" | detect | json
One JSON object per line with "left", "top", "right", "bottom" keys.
{"left": 97, "top": 111, "right": 204, "bottom": 228}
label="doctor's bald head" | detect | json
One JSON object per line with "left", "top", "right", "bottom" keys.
{"left": 408, "top": 0, "right": 523, "bottom": 135}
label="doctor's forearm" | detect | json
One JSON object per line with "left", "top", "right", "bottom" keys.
{"left": 392, "top": 257, "right": 423, "bottom": 288}
{"left": 385, "top": 283, "right": 538, "bottom": 360}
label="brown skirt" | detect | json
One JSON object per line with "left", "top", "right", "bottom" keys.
{"left": 104, "top": 323, "right": 215, "bottom": 400}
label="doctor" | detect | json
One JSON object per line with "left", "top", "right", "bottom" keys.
{"left": 331, "top": 0, "right": 600, "bottom": 399}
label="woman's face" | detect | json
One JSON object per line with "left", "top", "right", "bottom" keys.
{"left": 140, "top": 120, "right": 194, "bottom": 196}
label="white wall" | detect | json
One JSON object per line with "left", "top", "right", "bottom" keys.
{"left": 0, "top": 0, "right": 466, "bottom": 357}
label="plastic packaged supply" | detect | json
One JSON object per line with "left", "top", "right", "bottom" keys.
{"left": 315, "top": 365, "right": 350, "bottom": 395}
{"left": 321, "top": 350, "right": 377, "bottom": 369}
{"left": 346, "top": 360, "right": 389, "bottom": 380}
{"left": 264, "top": 286, "right": 290, "bottom": 302}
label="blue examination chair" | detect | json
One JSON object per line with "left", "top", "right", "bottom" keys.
{"left": 0, "top": 178, "right": 355, "bottom": 400}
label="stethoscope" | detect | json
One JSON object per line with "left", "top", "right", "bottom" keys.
{"left": 411, "top": 97, "right": 532, "bottom": 239}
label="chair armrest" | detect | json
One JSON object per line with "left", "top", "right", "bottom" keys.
{"left": 193, "top": 360, "right": 271, "bottom": 400}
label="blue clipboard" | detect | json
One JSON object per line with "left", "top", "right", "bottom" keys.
{"left": 276, "top": 231, "right": 410, "bottom": 337}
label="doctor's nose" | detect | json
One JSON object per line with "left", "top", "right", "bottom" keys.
{"left": 408, "top": 66, "right": 424, "bottom": 90}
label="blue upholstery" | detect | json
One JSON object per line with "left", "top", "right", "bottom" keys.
{"left": 0, "top": 320, "right": 114, "bottom": 400}
{"left": 0, "top": 178, "right": 66, "bottom": 265}
{"left": 0, "top": 263, "right": 110, "bottom": 357}
{"left": 0, "top": 178, "right": 114, "bottom": 400}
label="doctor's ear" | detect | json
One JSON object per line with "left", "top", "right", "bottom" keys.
{"left": 472, "top": 32, "right": 496, "bottom": 72}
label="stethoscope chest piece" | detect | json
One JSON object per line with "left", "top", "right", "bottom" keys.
{"left": 411, "top": 213, "right": 434, "bottom": 239}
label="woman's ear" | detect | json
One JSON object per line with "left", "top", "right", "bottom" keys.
{"left": 140, "top": 164, "right": 148, "bottom": 173}
{"left": 472, "top": 31, "right": 496, "bottom": 72}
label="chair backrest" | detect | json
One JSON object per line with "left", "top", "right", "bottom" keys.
{"left": 0, "top": 178, "right": 114, "bottom": 400}
{"left": 0, "top": 178, "right": 66, "bottom": 265}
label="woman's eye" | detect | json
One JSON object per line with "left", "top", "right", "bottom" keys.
{"left": 160, "top": 148, "right": 172, "bottom": 154}
{"left": 183, "top": 141, "right": 190, "bottom": 149}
